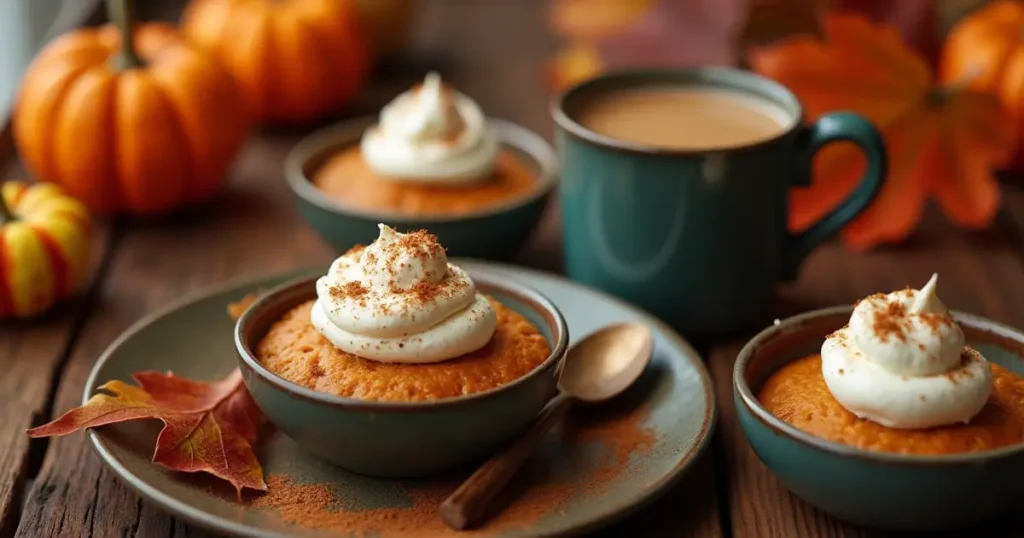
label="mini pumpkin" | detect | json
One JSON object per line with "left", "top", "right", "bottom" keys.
{"left": 13, "top": 0, "right": 250, "bottom": 216}
{"left": 940, "top": 0, "right": 1024, "bottom": 168}
{"left": 182, "top": 0, "right": 371, "bottom": 125}
{"left": 0, "top": 181, "right": 92, "bottom": 320}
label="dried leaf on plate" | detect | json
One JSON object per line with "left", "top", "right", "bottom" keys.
{"left": 29, "top": 369, "right": 265, "bottom": 495}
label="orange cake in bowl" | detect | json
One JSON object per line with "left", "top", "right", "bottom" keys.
{"left": 733, "top": 274, "right": 1024, "bottom": 531}
{"left": 283, "top": 73, "right": 557, "bottom": 259}
{"left": 312, "top": 72, "right": 542, "bottom": 218}
{"left": 235, "top": 223, "right": 566, "bottom": 477}
{"left": 253, "top": 224, "right": 551, "bottom": 402}
{"left": 257, "top": 296, "right": 550, "bottom": 402}
{"left": 757, "top": 274, "right": 1024, "bottom": 455}
{"left": 759, "top": 353, "right": 1024, "bottom": 455}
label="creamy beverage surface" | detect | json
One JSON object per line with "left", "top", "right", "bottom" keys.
{"left": 575, "top": 87, "right": 792, "bottom": 151}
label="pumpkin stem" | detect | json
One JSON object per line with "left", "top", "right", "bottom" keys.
{"left": 108, "top": 0, "right": 143, "bottom": 70}
{"left": 0, "top": 190, "right": 13, "bottom": 225}
{"left": 935, "top": 64, "right": 984, "bottom": 103}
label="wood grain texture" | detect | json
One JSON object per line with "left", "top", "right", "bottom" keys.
{"left": 997, "top": 184, "right": 1024, "bottom": 263}
{"left": 710, "top": 343, "right": 875, "bottom": 538}
{"left": 709, "top": 213, "right": 1024, "bottom": 538}
{"left": 777, "top": 211, "right": 1024, "bottom": 325}
{"left": 0, "top": 228, "right": 109, "bottom": 538}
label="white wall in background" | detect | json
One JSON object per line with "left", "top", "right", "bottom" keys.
{"left": 0, "top": 0, "right": 63, "bottom": 113}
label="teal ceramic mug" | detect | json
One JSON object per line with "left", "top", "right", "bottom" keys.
{"left": 552, "top": 67, "right": 887, "bottom": 338}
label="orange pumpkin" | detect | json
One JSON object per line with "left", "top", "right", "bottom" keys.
{"left": 13, "top": 0, "right": 250, "bottom": 216}
{"left": 182, "top": 0, "right": 371, "bottom": 125}
{"left": 940, "top": 0, "right": 1024, "bottom": 168}
{"left": 0, "top": 181, "right": 92, "bottom": 319}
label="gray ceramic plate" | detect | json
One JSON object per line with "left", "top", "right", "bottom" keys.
{"left": 85, "top": 261, "right": 716, "bottom": 537}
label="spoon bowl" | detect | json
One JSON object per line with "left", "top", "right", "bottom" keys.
{"left": 440, "top": 322, "right": 654, "bottom": 530}
{"left": 559, "top": 322, "right": 654, "bottom": 402}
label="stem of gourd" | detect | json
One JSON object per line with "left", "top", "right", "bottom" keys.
{"left": 933, "top": 64, "right": 984, "bottom": 104}
{"left": 0, "top": 191, "right": 12, "bottom": 225}
{"left": 108, "top": 0, "right": 143, "bottom": 70}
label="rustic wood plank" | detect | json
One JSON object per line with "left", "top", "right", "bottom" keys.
{"left": 996, "top": 183, "right": 1024, "bottom": 263}
{"left": 0, "top": 231, "right": 110, "bottom": 538}
{"left": 777, "top": 210, "right": 1024, "bottom": 324}
{"left": 710, "top": 342, "right": 871, "bottom": 538}
{"left": 710, "top": 213, "right": 1024, "bottom": 538}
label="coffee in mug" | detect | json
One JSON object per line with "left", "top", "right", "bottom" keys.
{"left": 552, "top": 68, "right": 887, "bottom": 338}
{"left": 574, "top": 87, "right": 791, "bottom": 151}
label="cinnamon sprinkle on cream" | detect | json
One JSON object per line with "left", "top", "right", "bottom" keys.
{"left": 868, "top": 294, "right": 908, "bottom": 342}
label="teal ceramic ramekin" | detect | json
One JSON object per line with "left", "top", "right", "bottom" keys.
{"left": 284, "top": 116, "right": 558, "bottom": 259}
{"left": 234, "top": 272, "right": 568, "bottom": 478}
{"left": 734, "top": 306, "right": 1024, "bottom": 531}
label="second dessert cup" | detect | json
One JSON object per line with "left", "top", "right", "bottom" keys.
{"left": 285, "top": 115, "right": 558, "bottom": 260}
{"left": 734, "top": 305, "right": 1024, "bottom": 531}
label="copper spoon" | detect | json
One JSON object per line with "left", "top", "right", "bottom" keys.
{"left": 439, "top": 322, "right": 654, "bottom": 530}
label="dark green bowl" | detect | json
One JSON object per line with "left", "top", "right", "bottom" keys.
{"left": 234, "top": 272, "right": 568, "bottom": 478}
{"left": 734, "top": 306, "right": 1024, "bottom": 531}
{"left": 284, "top": 116, "right": 558, "bottom": 259}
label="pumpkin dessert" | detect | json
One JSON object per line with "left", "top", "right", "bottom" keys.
{"left": 311, "top": 72, "right": 541, "bottom": 217}
{"left": 759, "top": 274, "right": 1024, "bottom": 455}
{"left": 256, "top": 224, "right": 551, "bottom": 401}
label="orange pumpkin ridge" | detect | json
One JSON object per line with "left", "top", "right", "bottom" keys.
{"left": 940, "top": 0, "right": 1024, "bottom": 170}
{"left": 12, "top": 0, "right": 250, "bottom": 216}
{"left": 28, "top": 224, "right": 71, "bottom": 299}
{"left": 182, "top": 0, "right": 371, "bottom": 125}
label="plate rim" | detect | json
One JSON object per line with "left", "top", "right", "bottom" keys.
{"left": 85, "top": 261, "right": 718, "bottom": 538}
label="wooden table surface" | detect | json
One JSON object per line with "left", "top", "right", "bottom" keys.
{"left": 5, "top": 2, "right": 1024, "bottom": 537}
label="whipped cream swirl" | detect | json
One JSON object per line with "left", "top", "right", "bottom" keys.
{"left": 822, "top": 274, "right": 993, "bottom": 429}
{"left": 361, "top": 72, "right": 498, "bottom": 183}
{"left": 311, "top": 224, "right": 497, "bottom": 363}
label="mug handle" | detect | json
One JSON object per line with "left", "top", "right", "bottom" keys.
{"left": 781, "top": 111, "right": 887, "bottom": 280}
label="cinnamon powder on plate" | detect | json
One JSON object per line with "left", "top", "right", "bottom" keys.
{"left": 250, "top": 404, "right": 655, "bottom": 536}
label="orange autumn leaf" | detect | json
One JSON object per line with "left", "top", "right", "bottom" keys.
{"left": 749, "top": 13, "right": 1015, "bottom": 249}
{"left": 28, "top": 368, "right": 266, "bottom": 496}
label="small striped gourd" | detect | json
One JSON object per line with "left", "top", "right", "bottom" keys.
{"left": 0, "top": 181, "right": 92, "bottom": 319}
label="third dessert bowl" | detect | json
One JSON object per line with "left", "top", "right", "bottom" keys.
{"left": 285, "top": 72, "right": 558, "bottom": 259}
{"left": 235, "top": 225, "right": 568, "bottom": 477}
{"left": 734, "top": 275, "right": 1024, "bottom": 531}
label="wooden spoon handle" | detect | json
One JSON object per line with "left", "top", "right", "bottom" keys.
{"left": 439, "top": 392, "right": 575, "bottom": 530}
